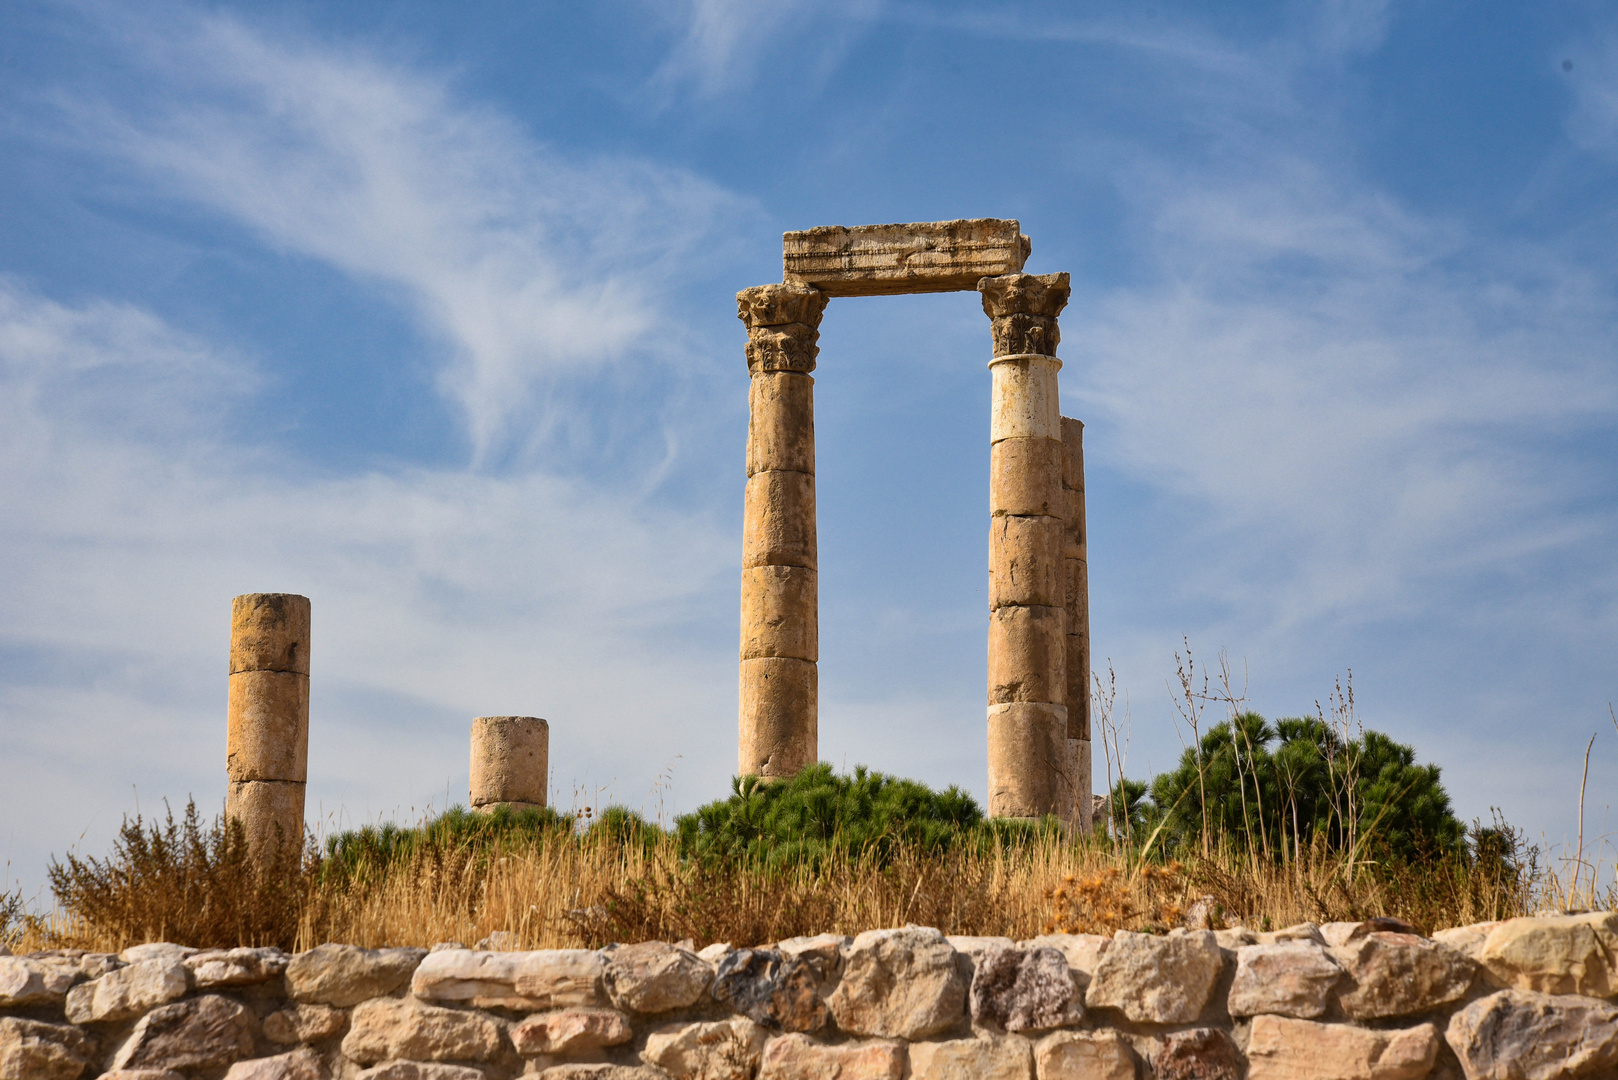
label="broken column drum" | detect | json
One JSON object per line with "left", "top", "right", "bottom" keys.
{"left": 737, "top": 220, "right": 1091, "bottom": 820}
{"left": 470, "top": 715, "right": 550, "bottom": 812}
{"left": 225, "top": 592, "right": 310, "bottom": 855}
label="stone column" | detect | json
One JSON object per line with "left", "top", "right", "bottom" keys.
{"left": 737, "top": 283, "right": 827, "bottom": 780}
{"left": 1061, "top": 416, "right": 1092, "bottom": 831}
{"left": 470, "top": 716, "right": 549, "bottom": 812}
{"left": 980, "top": 273, "right": 1072, "bottom": 819}
{"left": 226, "top": 593, "right": 309, "bottom": 858}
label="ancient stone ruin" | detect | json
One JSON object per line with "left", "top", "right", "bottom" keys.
{"left": 736, "top": 220, "right": 1091, "bottom": 826}
{"left": 470, "top": 717, "right": 551, "bottom": 815}
{"left": 225, "top": 593, "right": 311, "bottom": 857}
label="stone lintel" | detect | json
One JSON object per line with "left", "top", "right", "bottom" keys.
{"left": 783, "top": 219, "right": 1030, "bottom": 297}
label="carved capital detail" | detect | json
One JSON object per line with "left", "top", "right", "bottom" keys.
{"left": 990, "top": 313, "right": 1060, "bottom": 357}
{"left": 978, "top": 272, "right": 1071, "bottom": 319}
{"left": 738, "top": 284, "right": 828, "bottom": 331}
{"left": 745, "top": 323, "right": 820, "bottom": 374}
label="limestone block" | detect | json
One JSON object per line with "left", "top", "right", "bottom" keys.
{"left": 987, "top": 605, "right": 1066, "bottom": 704}
{"left": 470, "top": 716, "right": 549, "bottom": 810}
{"left": 1247, "top": 1015, "right": 1437, "bottom": 1080}
{"left": 738, "top": 657, "right": 817, "bottom": 780}
{"left": 1331, "top": 931, "right": 1474, "bottom": 1020}
{"left": 355, "top": 1063, "right": 487, "bottom": 1080}
{"left": 111, "top": 995, "right": 257, "bottom": 1076}
{"left": 1430, "top": 921, "right": 1498, "bottom": 965}
{"left": 0, "top": 955, "right": 80, "bottom": 1007}
{"left": 0, "top": 1017, "right": 96, "bottom": 1080}
{"left": 990, "top": 438, "right": 1064, "bottom": 518}
{"left": 989, "top": 516, "right": 1064, "bottom": 609}
{"left": 1085, "top": 930, "right": 1223, "bottom": 1024}
{"left": 411, "top": 948, "right": 606, "bottom": 1010}
{"left": 223, "top": 1048, "right": 325, "bottom": 1080}
{"left": 783, "top": 219, "right": 1028, "bottom": 296}
{"left": 1154, "top": 1028, "right": 1243, "bottom": 1080}
{"left": 286, "top": 944, "right": 424, "bottom": 1007}
{"left": 263, "top": 1003, "right": 347, "bottom": 1044}
{"left": 226, "top": 780, "right": 306, "bottom": 854}
{"left": 737, "top": 284, "right": 828, "bottom": 331}
{"left": 739, "top": 566, "right": 817, "bottom": 663}
{"left": 979, "top": 273, "right": 1071, "bottom": 320}
{"left": 1059, "top": 417, "right": 1085, "bottom": 493}
{"left": 758, "top": 1034, "right": 905, "bottom": 1080}
{"left": 741, "top": 471, "right": 816, "bottom": 570}
{"left": 710, "top": 948, "right": 828, "bottom": 1033}
{"left": 986, "top": 702, "right": 1069, "bottom": 820}
{"left": 65, "top": 959, "right": 189, "bottom": 1023}
{"left": 989, "top": 314, "right": 1059, "bottom": 358}
{"left": 99, "top": 1071, "right": 186, "bottom": 1080}
{"left": 827, "top": 926, "right": 967, "bottom": 1040}
{"left": 1033, "top": 1030, "right": 1136, "bottom": 1080}
{"left": 341, "top": 999, "right": 503, "bottom": 1065}
{"left": 511, "top": 1008, "right": 633, "bottom": 1055}
{"left": 121, "top": 943, "right": 196, "bottom": 964}
{"left": 1445, "top": 988, "right": 1618, "bottom": 1080}
{"left": 1476, "top": 911, "right": 1618, "bottom": 996}
{"left": 908, "top": 1035, "right": 1032, "bottom": 1080}
{"left": 186, "top": 946, "right": 289, "bottom": 987}
{"left": 231, "top": 593, "right": 311, "bottom": 675}
{"left": 944, "top": 936, "right": 1014, "bottom": 984}
{"left": 969, "top": 945, "right": 1081, "bottom": 1032}
{"left": 1017, "top": 934, "right": 1109, "bottom": 989}
{"left": 744, "top": 324, "right": 819, "bottom": 375}
{"left": 989, "top": 357, "right": 1063, "bottom": 442}
{"left": 227, "top": 670, "right": 310, "bottom": 782}
{"left": 746, "top": 372, "right": 815, "bottom": 477}
{"left": 1228, "top": 941, "right": 1342, "bottom": 1019}
{"left": 774, "top": 933, "right": 847, "bottom": 989}
{"left": 537, "top": 1068, "right": 669, "bottom": 1080}
{"left": 640, "top": 1016, "right": 767, "bottom": 1080}
{"left": 606, "top": 941, "right": 712, "bottom": 1013}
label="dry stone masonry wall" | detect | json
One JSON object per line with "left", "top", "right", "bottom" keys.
{"left": 5, "top": 914, "right": 1618, "bottom": 1079}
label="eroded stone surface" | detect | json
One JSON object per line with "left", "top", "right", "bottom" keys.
{"left": 0, "top": 955, "right": 80, "bottom": 1008}
{"left": 757, "top": 1034, "right": 905, "bottom": 1080}
{"left": 827, "top": 927, "right": 967, "bottom": 1040}
{"left": 287, "top": 945, "right": 424, "bottom": 1007}
{"left": 120, "top": 943, "right": 198, "bottom": 966}
{"left": 711, "top": 949, "right": 828, "bottom": 1033}
{"left": 1085, "top": 930, "right": 1223, "bottom": 1024}
{"left": 1332, "top": 932, "right": 1474, "bottom": 1019}
{"left": 969, "top": 946, "right": 1080, "bottom": 1032}
{"left": 414, "top": 948, "right": 607, "bottom": 1010}
{"left": 1246, "top": 1015, "right": 1438, "bottom": 1080}
{"left": 1445, "top": 988, "right": 1618, "bottom": 1080}
{"left": 1032, "top": 1030, "right": 1136, "bottom": 1080}
{"left": 641, "top": 1017, "right": 766, "bottom": 1080}
{"left": 1017, "top": 934, "right": 1109, "bottom": 988}
{"left": 607, "top": 942, "right": 712, "bottom": 1013}
{"left": 187, "top": 946, "right": 289, "bottom": 988}
{"left": 354, "top": 1064, "right": 487, "bottom": 1080}
{"left": 263, "top": 1003, "right": 347, "bottom": 1044}
{"left": 341, "top": 998, "right": 503, "bottom": 1065}
{"left": 511, "top": 1009, "right": 633, "bottom": 1055}
{"left": 111, "top": 994, "right": 257, "bottom": 1075}
{"left": 1476, "top": 912, "right": 1618, "bottom": 997}
{"left": 100, "top": 1071, "right": 186, "bottom": 1080}
{"left": 0, "top": 1017, "right": 96, "bottom": 1080}
{"left": 223, "top": 1047, "right": 326, "bottom": 1080}
{"left": 782, "top": 220, "right": 1029, "bottom": 297}
{"left": 1431, "top": 922, "right": 1498, "bottom": 965}
{"left": 537, "top": 1067, "right": 669, "bottom": 1080}
{"left": 1228, "top": 941, "right": 1342, "bottom": 1019}
{"left": 65, "top": 959, "right": 188, "bottom": 1023}
{"left": 1154, "top": 1028, "right": 1242, "bottom": 1080}
{"left": 907, "top": 1034, "right": 1032, "bottom": 1080}
{"left": 774, "top": 934, "right": 846, "bottom": 988}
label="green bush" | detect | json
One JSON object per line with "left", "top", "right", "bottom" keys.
{"left": 321, "top": 803, "right": 574, "bottom": 883}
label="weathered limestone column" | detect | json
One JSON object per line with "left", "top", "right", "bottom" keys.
{"left": 1061, "top": 416, "right": 1093, "bottom": 831}
{"left": 470, "top": 716, "right": 549, "bottom": 812}
{"left": 981, "top": 273, "right": 1072, "bottom": 819}
{"left": 737, "top": 283, "right": 827, "bottom": 780}
{"left": 226, "top": 593, "right": 309, "bottom": 858}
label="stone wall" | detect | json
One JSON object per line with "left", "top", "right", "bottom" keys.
{"left": 3, "top": 913, "right": 1617, "bottom": 1080}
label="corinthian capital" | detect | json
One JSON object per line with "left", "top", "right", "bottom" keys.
{"left": 739, "top": 283, "right": 827, "bottom": 374}
{"left": 979, "top": 272, "right": 1070, "bottom": 357}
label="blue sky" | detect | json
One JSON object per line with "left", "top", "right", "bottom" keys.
{"left": 2, "top": 0, "right": 1616, "bottom": 902}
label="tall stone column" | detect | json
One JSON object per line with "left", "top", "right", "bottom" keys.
{"left": 470, "top": 716, "right": 549, "bottom": 813}
{"left": 737, "top": 283, "right": 827, "bottom": 780}
{"left": 1061, "top": 417, "right": 1092, "bottom": 831}
{"left": 226, "top": 593, "right": 309, "bottom": 858}
{"left": 980, "top": 273, "right": 1072, "bottom": 819}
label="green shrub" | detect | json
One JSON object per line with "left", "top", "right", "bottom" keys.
{"left": 321, "top": 803, "right": 574, "bottom": 883}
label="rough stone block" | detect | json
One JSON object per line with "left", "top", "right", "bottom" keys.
{"left": 470, "top": 716, "right": 549, "bottom": 810}
{"left": 969, "top": 945, "right": 1081, "bottom": 1032}
{"left": 606, "top": 942, "right": 713, "bottom": 1013}
{"left": 111, "top": 995, "right": 258, "bottom": 1075}
{"left": 186, "top": 946, "right": 289, "bottom": 988}
{"left": 231, "top": 593, "right": 311, "bottom": 675}
{"left": 537, "top": 1067, "right": 669, "bottom": 1080}
{"left": 355, "top": 1064, "right": 488, "bottom": 1080}
{"left": 286, "top": 944, "right": 424, "bottom": 1008}
{"left": 741, "top": 471, "right": 816, "bottom": 570}
{"left": 738, "top": 657, "right": 817, "bottom": 780}
{"left": 222, "top": 1047, "right": 325, "bottom": 1080}
{"left": 758, "top": 1034, "right": 905, "bottom": 1080}
{"left": 1228, "top": 941, "right": 1342, "bottom": 1019}
{"left": 711, "top": 948, "right": 828, "bottom": 1033}
{"left": 511, "top": 1008, "right": 633, "bottom": 1055}
{"left": 990, "top": 438, "right": 1064, "bottom": 518}
{"left": 1085, "top": 930, "right": 1223, "bottom": 1024}
{"left": 263, "top": 1003, "right": 347, "bottom": 1044}
{"left": 1017, "top": 934, "right": 1110, "bottom": 989}
{"left": 1246, "top": 1015, "right": 1438, "bottom": 1080}
{"left": 987, "top": 605, "right": 1066, "bottom": 705}
{"left": 1331, "top": 931, "right": 1474, "bottom": 1020}
{"left": 1154, "top": 1028, "right": 1243, "bottom": 1080}
{"left": 227, "top": 670, "right": 311, "bottom": 782}
{"left": 739, "top": 565, "right": 818, "bottom": 663}
{"left": 65, "top": 959, "right": 189, "bottom": 1023}
{"left": 989, "top": 516, "right": 1065, "bottom": 610}
{"left": 641, "top": 1016, "right": 767, "bottom": 1080}
{"left": 1445, "top": 988, "right": 1618, "bottom": 1080}
{"left": 746, "top": 372, "right": 815, "bottom": 477}
{"left": 1033, "top": 1030, "right": 1135, "bottom": 1080}
{"left": 783, "top": 219, "right": 1028, "bottom": 297}
{"left": 411, "top": 948, "right": 606, "bottom": 1010}
{"left": 828, "top": 926, "right": 967, "bottom": 1040}
{"left": 989, "top": 356, "right": 1063, "bottom": 441}
{"left": 341, "top": 998, "right": 503, "bottom": 1065}
{"left": 121, "top": 943, "right": 196, "bottom": 965}
{"left": 0, "top": 1017, "right": 96, "bottom": 1080}
{"left": 908, "top": 1034, "right": 1032, "bottom": 1080}
{"left": 0, "top": 955, "right": 80, "bottom": 1008}
{"left": 774, "top": 934, "right": 847, "bottom": 989}
{"left": 1476, "top": 911, "right": 1618, "bottom": 997}
{"left": 986, "top": 702, "right": 1070, "bottom": 820}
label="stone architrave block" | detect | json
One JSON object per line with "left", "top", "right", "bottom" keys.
{"left": 511, "top": 1008, "right": 634, "bottom": 1055}
{"left": 1033, "top": 1030, "right": 1136, "bottom": 1080}
{"left": 1228, "top": 941, "right": 1342, "bottom": 1019}
{"left": 221, "top": 1047, "right": 325, "bottom": 1080}
{"left": 606, "top": 942, "right": 713, "bottom": 1013}
{"left": 783, "top": 219, "right": 1029, "bottom": 297}
{"left": 1246, "top": 1015, "right": 1438, "bottom": 1080}
{"left": 0, "top": 1016, "right": 97, "bottom": 1080}
{"left": 1331, "top": 932, "right": 1474, "bottom": 1020}
{"left": 411, "top": 948, "right": 607, "bottom": 1011}
{"left": 1475, "top": 911, "right": 1618, "bottom": 996}
{"left": 65, "top": 959, "right": 189, "bottom": 1023}
{"left": 1445, "top": 988, "right": 1618, "bottom": 1080}
{"left": 111, "top": 995, "right": 258, "bottom": 1076}
{"left": 641, "top": 1016, "right": 767, "bottom": 1080}
{"left": 758, "top": 1033, "right": 906, "bottom": 1080}
{"left": 340, "top": 998, "right": 503, "bottom": 1065}
{"left": 1085, "top": 930, "right": 1224, "bottom": 1024}
{"left": 828, "top": 927, "right": 967, "bottom": 1040}
{"left": 907, "top": 1034, "right": 1033, "bottom": 1080}
{"left": 969, "top": 945, "right": 1081, "bottom": 1032}
{"left": 286, "top": 945, "right": 425, "bottom": 1008}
